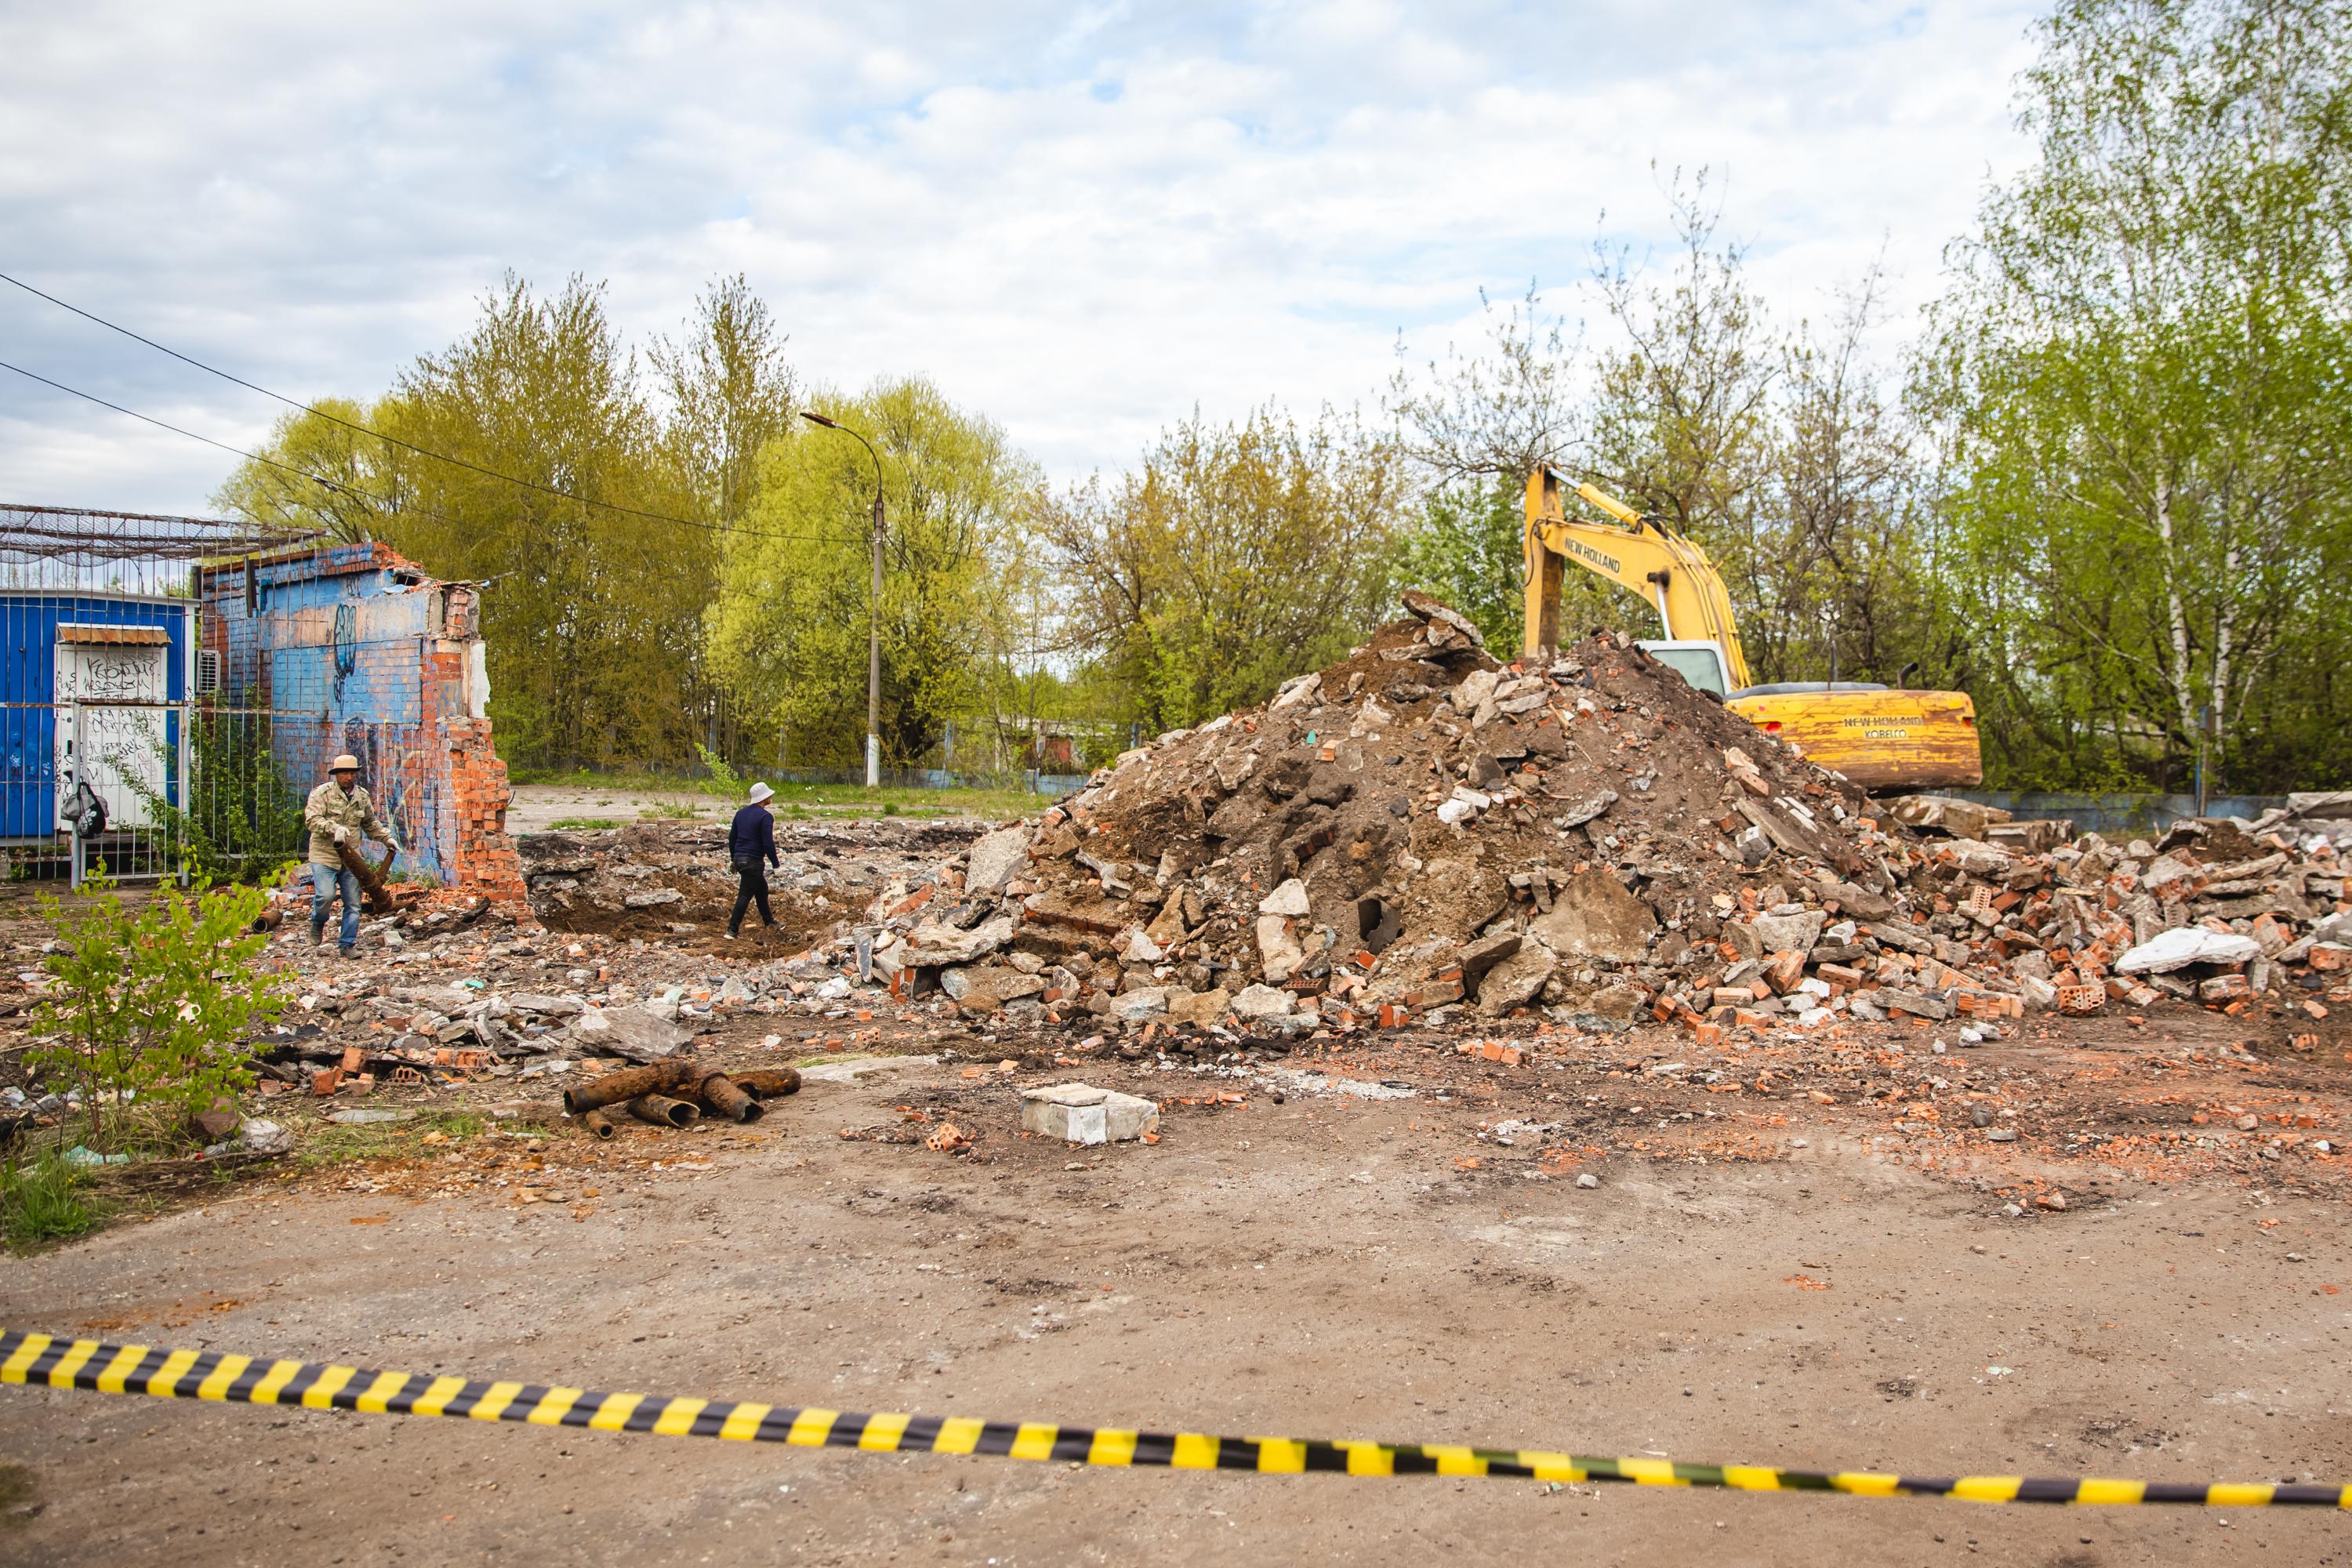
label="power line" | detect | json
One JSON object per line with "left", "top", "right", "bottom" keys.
{"left": 0, "top": 357, "right": 570, "bottom": 554}
{"left": 0, "top": 276, "right": 861, "bottom": 552}
{"left": 0, "top": 355, "right": 855, "bottom": 548}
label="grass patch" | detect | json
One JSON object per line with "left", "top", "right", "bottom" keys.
{"left": 548, "top": 816, "right": 629, "bottom": 831}
{"left": 507, "top": 769, "right": 1054, "bottom": 818}
{"left": 637, "top": 801, "right": 704, "bottom": 821}
{"left": 759, "top": 782, "right": 1047, "bottom": 818}
{"left": 297, "top": 1109, "right": 491, "bottom": 1167}
{"left": 1, "top": 1153, "right": 104, "bottom": 1251}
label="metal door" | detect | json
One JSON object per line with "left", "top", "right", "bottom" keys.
{"left": 54, "top": 638, "right": 169, "bottom": 829}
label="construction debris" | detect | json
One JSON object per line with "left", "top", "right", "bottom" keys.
{"left": 824, "top": 597, "right": 2351, "bottom": 1047}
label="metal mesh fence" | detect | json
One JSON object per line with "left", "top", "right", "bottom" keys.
{"left": 1, "top": 506, "right": 506, "bottom": 891}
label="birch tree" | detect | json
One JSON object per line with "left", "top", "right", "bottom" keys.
{"left": 1924, "top": 0, "right": 2352, "bottom": 789}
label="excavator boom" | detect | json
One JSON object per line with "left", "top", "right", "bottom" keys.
{"left": 1522, "top": 470, "right": 1751, "bottom": 688}
{"left": 1520, "top": 468, "right": 1982, "bottom": 791}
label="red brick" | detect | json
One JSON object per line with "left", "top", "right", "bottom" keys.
{"left": 2056, "top": 984, "right": 2104, "bottom": 1014}
{"left": 2198, "top": 973, "right": 2250, "bottom": 1002}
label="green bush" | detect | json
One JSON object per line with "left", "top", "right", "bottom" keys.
{"left": 692, "top": 742, "right": 746, "bottom": 799}
{"left": 28, "top": 876, "right": 295, "bottom": 1152}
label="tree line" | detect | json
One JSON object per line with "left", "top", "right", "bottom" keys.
{"left": 219, "top": 0, "right": 2352, "bottom": 793}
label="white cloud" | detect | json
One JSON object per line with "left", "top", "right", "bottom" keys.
{"left": 0, "top": 0, "right": 2042, "bottom": 514}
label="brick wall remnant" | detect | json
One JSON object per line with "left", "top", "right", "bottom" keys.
{"left": 197, "top": 543, "right": 527, "bottom": 908}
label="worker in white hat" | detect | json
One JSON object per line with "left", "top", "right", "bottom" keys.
{"left": 725, "top": 780, "right": 780, "bottom": 939}
{"left": 304, "top": 752, "right": 396, "bottom": 956}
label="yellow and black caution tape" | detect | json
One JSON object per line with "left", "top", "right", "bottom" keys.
{"left": 5, "top": 1329, "right": 2346, "bottom": 1508}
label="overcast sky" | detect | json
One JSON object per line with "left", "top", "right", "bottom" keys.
{"left": 0, "top": 2, "right": 2043, "bottom": 516}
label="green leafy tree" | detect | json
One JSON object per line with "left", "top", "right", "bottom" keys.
{"left": 707, "top": 378, "right": 1036, "bottom": 768}
{"left": 376, "top": 274, "right": 712, "bottom": 769}
{"left": 652, "top": 275, "right": 800, "bottom": 764}
{"left": 1752, "top": 267, "right": 1951, "bottom": 689}
{"left": 1044, "top": 405, "right": 1407, "bottom": 731}
{"left": 1920, "top": 0, "right": 2352, "bottom": 790}
{"left": 1393, "top": 477, "right": 1526, "bottom": 652}
{"left": 211, "top": 397, "right": 402, "bottom": 543}
{"left": 215, "top": 273, "right": 804, "bottom": 774}
{"left": 1387, "top": 285, "right": 1586, "bottom": 482}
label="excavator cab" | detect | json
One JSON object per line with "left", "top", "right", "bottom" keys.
{"left": 1634, "top": 640, "right": 1733, "bottom": 700}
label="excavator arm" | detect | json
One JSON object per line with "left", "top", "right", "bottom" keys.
{"left": 1521, "top": 469, "right": 1752, "bottom": 688}
{"left": 1519, "top": 467, "right": 1981, "bottom": 789}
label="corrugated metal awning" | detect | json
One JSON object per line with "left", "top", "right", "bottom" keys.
{"left": 56, "top": 623, "right": 170, "bottom": 645}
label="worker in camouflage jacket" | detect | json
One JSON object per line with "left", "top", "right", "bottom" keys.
{"left": 304, "top": 752, "right": 397, "bottom": 955}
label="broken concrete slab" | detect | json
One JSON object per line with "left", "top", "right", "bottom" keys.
{"left": 1751, "top": 909, "right": 1826, "bottom": 955}
{"left": 565, "top": 1005, "right": 693, "bottom": 1062}
{"left": 1167, "top": 987, "right": 1232, "bottom": 1025}
{"left": 1478, "top": 946, "right": 1556, "bottom": 1016}
{"left": 2115, "top": 927, "right": 2262, "bottom": 975}
{"left": 1530, "top": 869, "right": 1655, "bottom": 965}
{"left": 1552, "top": 789, "right": 1617, "bottom": 829}
{"left": 1256, "top": 914, "right": 1305, "bottom": 982}
{"left": 1109, "top": 987, "right": 1170, "bottom": 1020}
{"left": 1882, "top": 795, "right": 2009, "bottom": 840}
{"left": 964, "top": 823, "right": 1034, "bottom": 893}
{"left": 1456, "top": 931, "right": 1522, "bottom": 996}
{"left": 1020, "top": 1082, "right": 1160, "bottom": 1144}
{"left": 901, "top": 913, "right": 1018, "bottom": 967}
{"left": 1258, "top": 878, "right": 1312, "bottom": 917}
{"left": 1402, "top": 587, "right": 1487, "bottom": 649}
{"left": 1230, "top": 983, "right": 1296, "bottom": 1020}
{"left": 940, "top": 967, "right": 1047, "bottom": 1006}
{"left": 505, "top": 992, "right": 586, "bottom": 1017}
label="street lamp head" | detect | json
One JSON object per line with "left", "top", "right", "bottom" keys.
{"left": 799, "top": 411, "right": 840, "bottom": 430}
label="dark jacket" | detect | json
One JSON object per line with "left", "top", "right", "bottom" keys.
{"left": 728, "top": 803, "right": 778, "bottom": 871}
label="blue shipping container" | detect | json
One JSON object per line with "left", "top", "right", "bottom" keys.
{"left": 0, "top": 592, "right": 191, "bottom": 843}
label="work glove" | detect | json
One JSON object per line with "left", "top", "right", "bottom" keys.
{"left": 332, "top": 825, "right": 351, "bottom": 844}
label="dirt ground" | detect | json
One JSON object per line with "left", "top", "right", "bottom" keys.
{"left": 5, "top": 1008, "right": 2350, "bottom": 1566}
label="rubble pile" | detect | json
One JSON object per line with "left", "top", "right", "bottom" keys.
{"left": 848, "top": 594, "right": 2352, "bottom": 1045}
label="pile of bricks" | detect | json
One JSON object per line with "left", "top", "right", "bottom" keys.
{"left": 1646, "top": 801, "right": 2352, "bottom": 1038}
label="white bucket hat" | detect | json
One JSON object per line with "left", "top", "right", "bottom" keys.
{"left": 746, "top": 782, "right": 774, "bottom": 805}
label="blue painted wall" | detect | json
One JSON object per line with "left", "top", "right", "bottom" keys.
{"left": 203, "top": 545, "right": 463, "bottom": 883}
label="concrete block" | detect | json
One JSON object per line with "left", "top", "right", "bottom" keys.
{"left": 1020, "top": 1082, "right": 1160, "bottom": 1145}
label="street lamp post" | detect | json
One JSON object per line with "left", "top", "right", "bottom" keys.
{"left": 800, "top": 412, "right": 884, "bottom": 789}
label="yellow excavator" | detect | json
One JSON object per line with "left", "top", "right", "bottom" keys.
{"left": 1522, "top": 467, "right": 1981, "bottom": 791}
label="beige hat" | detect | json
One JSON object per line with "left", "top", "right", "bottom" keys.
{"left": 330, "top": 753, "right": 361, "bottom": 772}
{"left": 747, "top": 782, "right": 774, "bottom": 805}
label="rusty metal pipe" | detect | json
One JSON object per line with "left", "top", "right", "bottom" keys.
{"left": 580, "top": 1106, "right": 618, "bottom": 1141}
{"left": 562, "top": 1058, "right": 696, "bottom": 1116}
{"left": 728, "top": 1068, "right": 802, "bottom": 1099}
{"left": 626, "top": 1094, "right": 699, "bottom": 1129}
{"left": 695, "top": 1074, "right": 764, "bottom": 1123}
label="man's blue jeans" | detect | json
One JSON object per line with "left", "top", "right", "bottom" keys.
{"left": 310, "top": 863, "right": 361, "bottom": 952}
